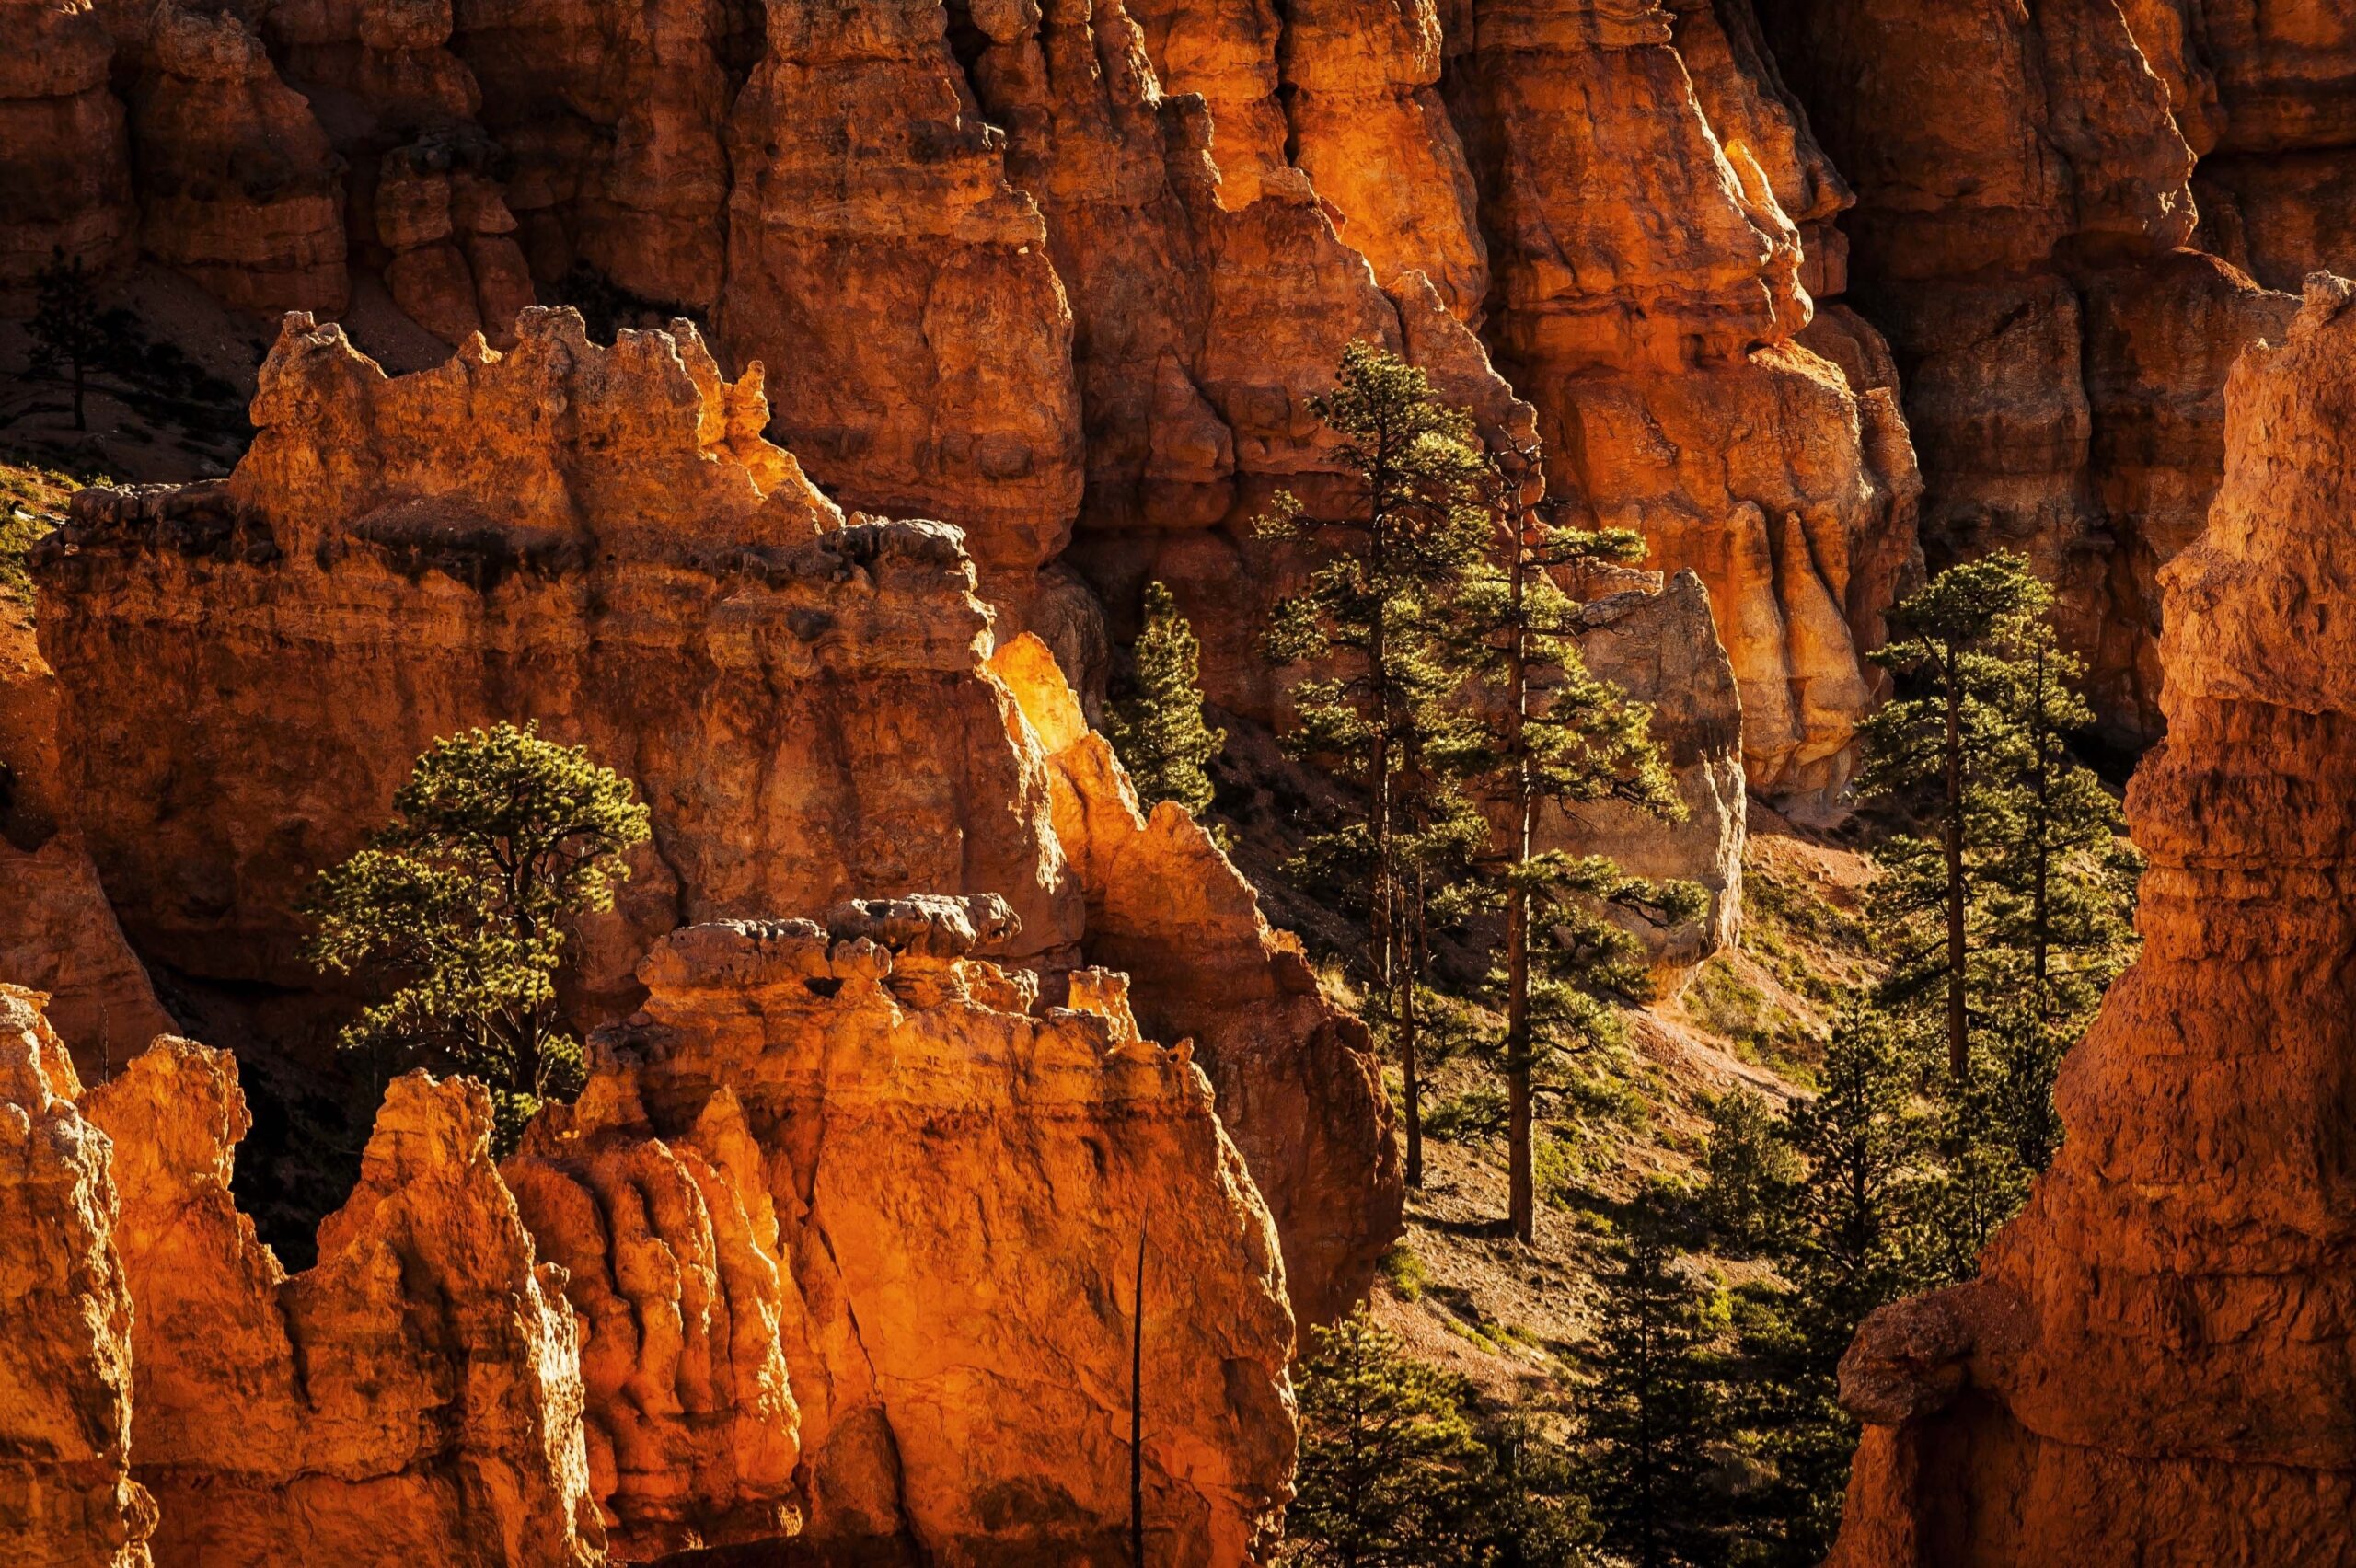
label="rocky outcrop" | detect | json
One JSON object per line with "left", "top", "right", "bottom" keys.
{"left": 0, "top": 592, "right": 178, "bottom": 1079}
{"left": 1437, "top": 0, "right": 1919, "bottom": 803}
{"left": 1747, "top": 0, "right": 2307, "bottom": 744}
{"left": 0, "top": 907, "right": 1298, "bottom": 1566}
{"left": 1824, "top": 276, "right": 2356, "bottom": 1564}
{"left": 520, "top": 907, "right": 1297, "bottom": 1562}
{"left": 130, "top": 4, "right": 348, "bottom": 316}
{"left": 1562, "top": 568, "right": 1746, "bottom": 965}
{"left": 82, "top": 1043, "right": 603, "bottom": 1568}
{"left": 35, "top": 308, "right": 1400, "bottom": 1323}
{"left": 989, "top": 632, "right": 1400, "bottom": 1327}
{"left": 0, "top": 987, "right": 154, "bottom": 1568}
{"left": 0, "top": 0, "right": 133, "bottom": 308}
{"left": 0, "top": 0, "right": 1933, "bottom": 802}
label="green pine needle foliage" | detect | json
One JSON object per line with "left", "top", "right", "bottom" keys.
{"left": 304, "top": 722, "right": 652, "bottom": 1152}
{"left": 1106, "top": 580, "right": 1226, "bottom": 819}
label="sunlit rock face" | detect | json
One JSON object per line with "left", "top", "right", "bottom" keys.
{"left": 1743, "top": 0, "right": 2348, "bottom": 748}
{"left": 514, "top": 905, "right": 1298, "bottom": 1563}
{"left": 35, "top": 308, "right": 1402, "bottom": 1329}
{"left": 0, "top": 987, "right": 155, "bottom": 1568}
{"left": 0, "top": 904, "right": 1298, "bottom": 1565}
{"left": 84, "top": 1037, "right": 605, "bottom": 1568}
{"left": 1825, "top": 276, "right": 2356, "bottom": 1566}
{"left": 0, "top": 0, "right": 1932, "bottom": 806}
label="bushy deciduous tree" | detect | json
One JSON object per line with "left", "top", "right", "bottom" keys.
{"left": 304, "top": 722, "right": 651, "bottom": 1151}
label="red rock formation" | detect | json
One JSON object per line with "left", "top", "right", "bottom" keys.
{"left": 130, "top": 4, "right": 349, "bottom": 316}
{"left": 1745, "top": 0, "right": 2312, "bottom": 744}
{"left": 1435, "top": 0, "right": 1918, "bottom": 803}
{"left": 81, "top": 1043, "right": 604, "bottom": 1567}
{"left": 990, "top": 632, "right": 1400, "bottom": 1327}
{"left": 531, "top": 905, "right": 1298, "bottom": 1562}
{"left": 715, "top": 0, "right": 1084, "bottom": 599}
{"left": 36, "top": 309, "right": 1401, "bottom": 1324}
{"left": 0, "top": 987, "right": 154, "bottom": 1568}
{"left": 0, "top": 0, "right": 133, "bottom": 307}
{"left": 1825, "top": 273, "right": 2356, "bottom": 1565}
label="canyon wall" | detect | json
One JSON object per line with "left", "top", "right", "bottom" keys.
{"left": 33, "top": 307, "right": 1398, "bottom": 1325}
{"left": 0, "top": 0, "right": 1926, "bottom": 803}
{"left": 0, "top": 987, "right": 154, "bottom": 1568}
{"left": 1825, "top": 275, "right": 2356, "bottom": 1564}
{"left": 0, "top": 899, "right": 1297, "bottom": 1565}
{"left": 1749, "top": 0, "right": 2335, "bottom": 744}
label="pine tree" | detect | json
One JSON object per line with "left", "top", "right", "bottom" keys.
{"left": 1855, "top": 555, "right": 2045, "bottom": 1085}
{"left": 28, "top": 252, "right": 133, "bottom": 434}
{"left": 1584, "top": 1200, "right": 1727, "bottom": 1568}
{"left": 1699, "top": 1086, "right": 1801, "bottom": 1259}
{"left": 1979, "top": 619, "right": 2140, "bottom": 1172}
{"left": 1107, "top": 580, "right": 1227, "bottom": 820}
{"left": 1723, "top": 1007, "right": 1927, "bottom": 1563}
{"left": 1471, "top": 1415, "right": 1598, "bottom": 1567}
{"left": 1262, "top": 341, "right": 1495, "bottom": 1189}
{"left": 1420, "top": 433, "right": 1702, "bottom": 1241}
{"left": 304, "top": 722, "right": 652, "bottom": 1151}
{"left": 1284, "top": 1307, "right": 1497, "bottom": 1567}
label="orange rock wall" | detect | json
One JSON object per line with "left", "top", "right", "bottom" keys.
{"left": 528, "top": 907, "right": 1298, "bottom": 1563}
{"left": 0, "top": 0, "right": 1926, "bottom": 801}
{"left": 1746, "top": 0, "right": 2338, "bottom": 744}
{"left": 34, "top": 311, "right": 1402, "bottom": 1328}
{"left": 1824, "top": 275, "right": 2356, "bottom": 1564}
{"left": 0, "top": 988, "right": 154, "bottom": 1568}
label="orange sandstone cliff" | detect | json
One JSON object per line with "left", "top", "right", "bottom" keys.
{"left": 0, "top": 0, "right": 1922, "bottom": 804}
{"left": 0, "top": 898, "right": 1298, "bottom": 1565}
{"left": 34, "top": 306, "right": 1399, "bottom": 1326}
{"left": 1824, "top": 274, "right": 2356, "bottom": 1564}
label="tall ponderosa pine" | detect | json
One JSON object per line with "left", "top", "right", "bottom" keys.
{"left": 1262, "top": 341, "right": 1493, "bottom": 1188}
{"left": 1584, "top": 1205, "right": 1727, "bottom": 1568}
{"left": 1856, "top": 555, "right": 2046, "bottom": 1084}
{"left": 1107, "top": 580, "right": 1227, "bottom": 820}
{"left": 1284, "top": 1308, "right": 1497, "bottom": 1567}
{"left": 1456, "top": 438, "right": 1701, "bottom": 1242}
{"left": 305, "top": 722, "right": 652, "bottom": 1151}
{"left": 1980, "top": 619, "right": 2141, "bottom": 1171}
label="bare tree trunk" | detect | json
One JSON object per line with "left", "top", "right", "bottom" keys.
{"left": 1131, "top": 1220, "right": 1147, "bottom": 1568}
{"left": 1505, "top": 518, "right": 1537, "bottom": 1243}
{"left": 1944, "top": 656, "right": 1969, "bottom": 1084}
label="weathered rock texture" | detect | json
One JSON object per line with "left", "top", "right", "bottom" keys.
{"left": 84, "top": 1045, "right": 604, "bottom": 1568}
{"left": 35, "top": 309, "right": 1400, "bottom": 1325}
{"left": 1747, "top": 0, "right": 2326, "bottom": 744}
{"left": 0, "top": 0, "right": 133, "bottom": 306}
{"left": 0, "top": 595, "right": 178, "bottom": 1080}
{"left": 0, "top": 900, "right": 1296, "bottom": 1564}
{"left": 0, "top": 987, "right": 154, "bottom": 1568}
{"left": 1825, "top": 276, "right": 2356, "bottom": 1565}
{"left": 514, "top": 906, "right": 1297, "bottom": 1563}
{"left": 0, "top": 0, "right": 1928, "bottom": 801}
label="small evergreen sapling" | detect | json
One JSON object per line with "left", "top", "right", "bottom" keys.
{"left": 304, "top": 722, "right": 652, "bottom": 1151}
{"left": 29, "top": 252, "right": 135, "bottom": 433}
{"left": 1107, "top": 580, "right": 1226, "bottom": 820}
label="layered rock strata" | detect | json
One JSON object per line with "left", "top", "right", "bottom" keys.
{"left": 1826, "top": 276, "right": 2356, "bottom": 1563}
{"left": 1749, "top": 0, "right": 2308, "bottom": 743}
{"left": 519, "top": 906, "right": 1297, "bottom": 1562}
{"left": 0, "top": 0, "right": 133, "bottom": 306}
{"left": 0, "top": 987, "right": 154, "bottom": 1568}
{"left": 84, "top": 1043, "right": 604, "bottom": 1568}
{"left": 0, "top": 906, "right": 1298, "bottom": 1565}
{"left": 0, "top": 0, "right": 1927, "bottom": 802}
{"left": 34, "top": 308, "right": 1400, "bottom": 1323}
